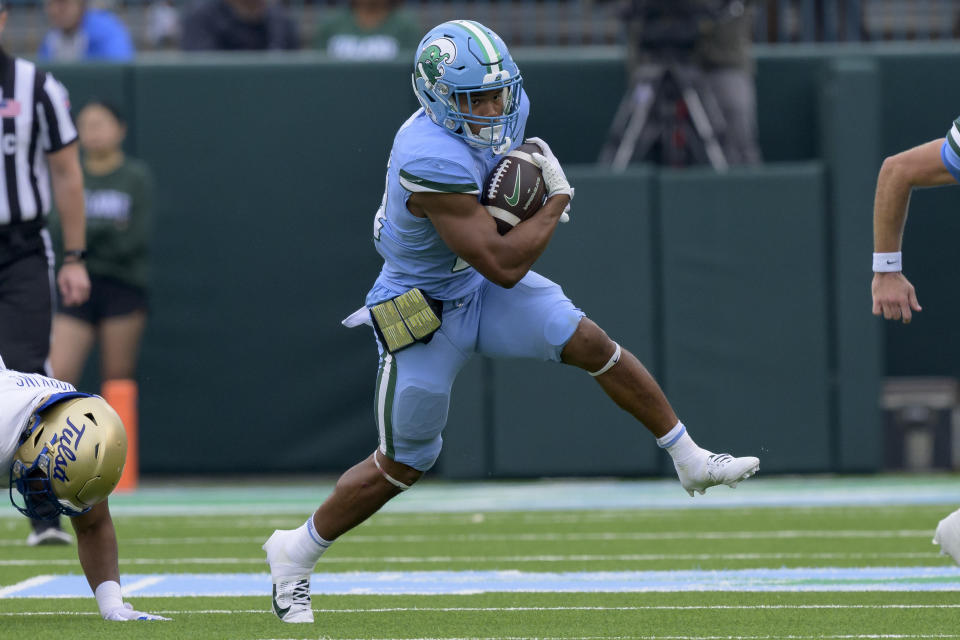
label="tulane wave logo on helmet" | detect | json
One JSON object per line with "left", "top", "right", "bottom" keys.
{"left": 417, "top": 38, "right": 457, "bottom": 90}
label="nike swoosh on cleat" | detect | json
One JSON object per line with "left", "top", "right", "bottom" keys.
{"left": 272, "top": 585, "right": 290, "bottom": 619}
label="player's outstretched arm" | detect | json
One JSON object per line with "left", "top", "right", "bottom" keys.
{"left": 71, "top": 501, "right": 170, "bottom": 621}
{"left": 872, "top": 139, "right": 955, "bottom": 323}
{"left": 411, "top": 191, "right": 568, "bottom": 288}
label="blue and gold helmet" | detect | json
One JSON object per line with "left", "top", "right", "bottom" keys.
{"left": 9, "top": 395, "right": 127, "bottom": 520}
{"left": 412, "top": 20, "right": 523, "bottom": 154}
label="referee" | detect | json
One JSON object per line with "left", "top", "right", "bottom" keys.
{"left": 0, "top": 1, "right": 91, "bottom": 545}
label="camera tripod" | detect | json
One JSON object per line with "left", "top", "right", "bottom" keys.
{"left": 599, "top": 62, "right": 729, "bottom": 171}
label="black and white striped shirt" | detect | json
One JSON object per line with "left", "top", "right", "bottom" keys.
{"left": 0, "top": 48, "right": 77, "bottom": 227}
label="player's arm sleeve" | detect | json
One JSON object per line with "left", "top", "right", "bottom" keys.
{"left": 36, "top": 71, "right": 78, "bottom": 153}
{"left": 941, "top": 117, "right": 960, "bottom": 183}
{"left": 398, "top": 157, "right": 480, "bottom": 195}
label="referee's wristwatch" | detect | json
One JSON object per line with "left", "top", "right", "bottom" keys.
{"left": 63, "top": 249, "right": 87, "bottom": 264}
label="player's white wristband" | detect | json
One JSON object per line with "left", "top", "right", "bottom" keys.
{"left": 873, "top": 251, "right": 902, "bottom": 273}
{"left": 95, "top": 580, "right": 123, "bottom": 618}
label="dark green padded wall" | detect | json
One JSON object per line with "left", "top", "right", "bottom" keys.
{"left": 130, "top": 60, "right": 415, "bottom": 472}
{"left": 754, "top": 47, "right": 825, "bottom": 163}
{"left": 818, "top": 57, "right": 883, "bottom": 471}
{"left": 436, "top": 358, "right": 489, "bottom": 479}
{"left": 516, "top": 50, "right": 628, "bottom": 164}
{"left": 488, "top": 167, "right": 662, "bottom": 477}
{"left": 876, "top": 50, "right": 960, "bottom": 377}
{"left": 46, "top": 64, "right": 131, "bottom": 143}
{"left": 659, "top": 164, "right": 831, "bottom": 472}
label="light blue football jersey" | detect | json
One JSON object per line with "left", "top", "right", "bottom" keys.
{"left": 366, "top": 90, "right": 530, "bottom": 305}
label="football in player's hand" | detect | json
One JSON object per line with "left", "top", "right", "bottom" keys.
{"left": 481, "top": 142, "right": 547, "bottom": 235}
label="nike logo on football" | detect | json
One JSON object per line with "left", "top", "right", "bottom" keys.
{"left": 504, "top": 170, "right": 521, "bottom": 207}
{"left": 272, "top": 585, "right": 291, "bottom": 619}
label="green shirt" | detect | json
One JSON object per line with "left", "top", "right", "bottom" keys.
{"left": 51, "top": 157, "right": 154, "bottom": 289}
{"left": 314, "top": 9, "right": 421, "bottom": 60}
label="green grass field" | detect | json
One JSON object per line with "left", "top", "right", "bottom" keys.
{"left": 1, "top": 477, "right": 959, "bottom": 639}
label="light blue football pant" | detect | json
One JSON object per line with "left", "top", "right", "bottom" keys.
{"left": 373, "top": 271, "right": 585, "bottom": 471}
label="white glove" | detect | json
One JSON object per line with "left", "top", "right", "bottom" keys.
{"left": 525, "top": 137, "right": 573, "bottom": 223}
{"left": 103, "top": 602, "right": 171, "bottom": 621}
{"left": 97, "top": 581, "right": 171, "bottom": 621}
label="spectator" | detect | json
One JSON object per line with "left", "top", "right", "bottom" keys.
{"left": 315, "top": 0, "right": 421, "bottom": 61}
{"left": 181, "top": 0, "right": 299, "bottom": 51}
{"left": 48, "top": 100, "right": 153, "bottom": 491}
{"left": 145, "top": 0, "right": 181, "bottom": 50}
{"left": 38, "top": 0, "right": 135, "bottom": 62}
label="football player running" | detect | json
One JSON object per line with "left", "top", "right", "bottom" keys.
{"left": 263, "top": 19, "right": 760, "bottom": 623}
{"left": 1, "top": 354, "right": 168, "bottom": 621}
{"left": 870, "top": 117, "right": 960, "bottom": 564}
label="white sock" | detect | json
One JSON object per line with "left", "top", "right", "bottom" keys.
{"left": 656, "top": 422, "right": 703, "bottom": 466}
{"left": 286, "top": 517, "right": 332, "bottom": 568}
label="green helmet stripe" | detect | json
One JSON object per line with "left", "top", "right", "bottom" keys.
{"left": 452, "top": 19, "right": 502, "bottom": 74}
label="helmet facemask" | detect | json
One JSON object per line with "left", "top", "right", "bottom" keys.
{"left": 10, "top": 451, "right": 88, "bottom": 520}
{"left": 444, "top": 76, "right": 523, "bottom": 154}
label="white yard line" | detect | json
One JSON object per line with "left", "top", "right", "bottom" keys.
{"left": 121, "top": 576, "right": 165, "bottom": 595}
{"left": 0, "top": 576, "right": 54, "bottom": 598}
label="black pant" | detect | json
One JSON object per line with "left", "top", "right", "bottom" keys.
{"left": 0, "top": 245, "right": 54, "bottom": 375}
{"left": 0, "top": 233, "right": 60, "bottom": 532}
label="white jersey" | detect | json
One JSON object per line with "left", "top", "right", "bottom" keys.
{"left": 0, "top": 356, "right": 76, "bottom": 488}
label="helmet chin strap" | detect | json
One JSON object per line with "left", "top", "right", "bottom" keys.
{"left": 464, "top": 123, "right": 508, "bottom": 153}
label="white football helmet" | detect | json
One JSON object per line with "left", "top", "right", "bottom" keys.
{"left": 9, "top": 394, "right": 127, "bottom": 519}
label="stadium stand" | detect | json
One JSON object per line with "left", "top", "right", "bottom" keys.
{"left": 1, "top": 0, "right": 958, "bottom": 58}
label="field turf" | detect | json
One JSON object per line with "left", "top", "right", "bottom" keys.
{"left": 1, "top": 476, "right": 958, "bottom": 639}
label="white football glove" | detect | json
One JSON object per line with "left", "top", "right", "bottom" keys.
{"left": 525, "top": 136, "right": 573, "bottom": 223}
{"left": 103, "top": 602, "right": 171, "bottom": 621}
{"left": 96, "top": 580, "right": 171, "bottom": 621}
